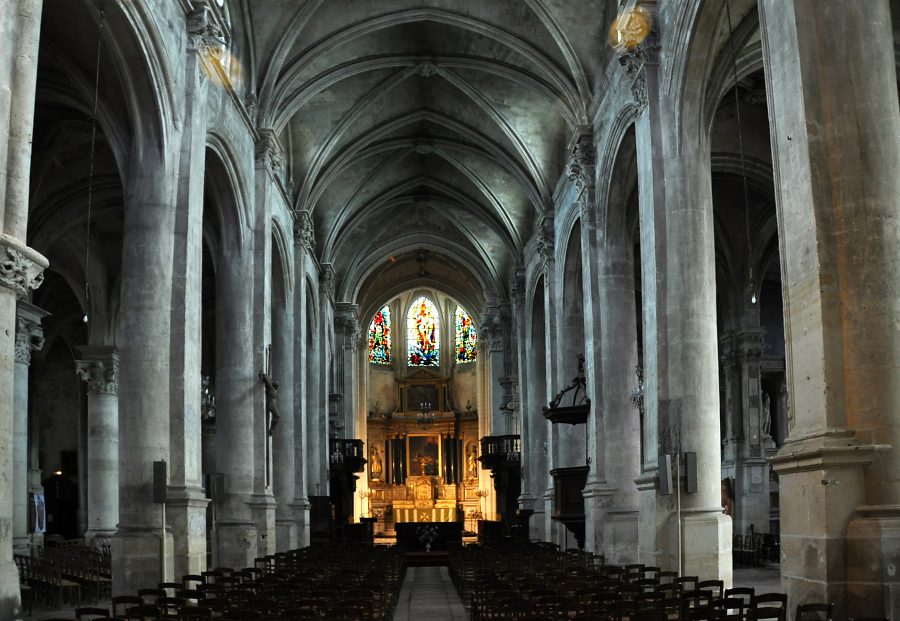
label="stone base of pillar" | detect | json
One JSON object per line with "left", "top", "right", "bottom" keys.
{"left": 0, "top": 559, "right": 23, "bottom": 621}
{"left": 112, "top": 527, "right": 174, "bottom": 595}
{"left": 735, "top": 458, "right": 772, "bottom": 536}
{"left": 275, "top": 518, "right": 297, "bottom": 552}
{"left": 84, "top": 529, "right": 117, "bottom": 546}
{"left": 250, "top": 494, "right": 276, "bottom": 557}
{"left": 636, "top": 470, "right": 663, "bottom": 567}
{"left": 166, "top": 486, "right": 209, "bottom": 579}
{"left": 517, "top": 494, "right": 543, "bottom": 542}
{"left": 542, "top": 490, "right": 554, "bottom": 544}
{"left": 603, "top": 508, "right": 639, "bottom": 565}
{"left": 292, "top": 500, "right": 311, "bottom": 547}
{"left": 216, "top": 521, "right": 258, "bottom": 569}
{"left": 847, "top": 506, "right": 900, "bottom": 621}
{"left": 680, "top": 509, "right": 732, "bottom": 585}
{"left": 582, "top": 481, "right": 613, "bottom": 555}
{"left": 771, "top": 434, "right": 873, "bottom": 619}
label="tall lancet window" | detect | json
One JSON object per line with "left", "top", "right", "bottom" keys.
{"left": 455, "top": 306, "right": 477, "bottom": 363}
{"left": 368, "top": 306, "right": 391, "bottom": 364}
{"left": 407, "top": 296, "right": 439, "bottom": 366}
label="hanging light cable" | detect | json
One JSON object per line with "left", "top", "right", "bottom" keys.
{"left": 83, "top": 8, "right": 105, "bottom": 323}
{"left": 724, "top": 0, "right": 756, "bottom": 304}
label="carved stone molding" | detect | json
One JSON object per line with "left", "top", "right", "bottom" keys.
{"left": 614, "top": 10, "right": 660, "bottom": 112}
{"left": 509, "top": 267, "right": 525, "bottom": 305}
{"left": 478, "top": 309, "right": 504, "bottom": 353}
{"left": 255, "top": 128, "right": 283, "bottom": 172}
{"left": 567, "top": 132, "right": 595, "bottom": 194}
{"left": 15, "top": 318, "right": 44, "bottom": 365}
{"left": 415, "top": 58, "right": 439, "bottom": 78}
{"left": 75, "top": 348, "right": 119, "bottom": 395}
{"left": 294, "top": 210, "right": 316, "bottom": 253}
{"left": 0, "top": 240, "right": 47, "bottom": 298}
{"left": 535, "top": 215, "right": 555, "bottom": 276}
{"left": 319, "top": 263, "right": 335, "bottom": 300}
{"left": 187, "top": 4, "right": 227, "bottom": 54}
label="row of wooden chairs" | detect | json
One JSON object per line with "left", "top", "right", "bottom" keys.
{"left": 38, "top": 543, "right": 405, "bottom": 621}
{"left": 449, "top": 542, "right": 865, "bottom": 621}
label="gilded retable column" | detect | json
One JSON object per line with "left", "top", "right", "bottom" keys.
{"left": 75, "top": 347, "right": 119, "bottom": 542}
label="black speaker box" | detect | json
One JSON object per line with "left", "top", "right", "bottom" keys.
{"left": 152, "top": 460, "right": 167, "bottom": 504}
{"left": 684, "top": 452, "right": 698, "bottom": 494}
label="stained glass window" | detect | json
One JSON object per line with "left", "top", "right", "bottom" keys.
{"left": 455, "top": 306, "right": 477, "bottom": 363}
{"left": 407, "top": 297, "right": 439, "bottom": 366}
{"left": 368, "top": 306, "right": 391, "bottom": 364}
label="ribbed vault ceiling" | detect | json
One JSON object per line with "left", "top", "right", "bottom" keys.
{"left": 249, "top": 0, "right": 612, "bottom": 307}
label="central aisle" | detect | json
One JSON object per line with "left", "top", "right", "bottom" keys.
{"left": 393, "top": 566, "right": 468, "bottom": 621}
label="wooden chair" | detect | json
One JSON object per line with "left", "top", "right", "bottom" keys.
{"left": 749, "top": 607, "right": 786, "bottom": 621}
{"left": 697, "top": 579, "right": 724, "bottom": 600}
{"left": 75, "top": 607, "right": 111, "bottom": 620}
{"left": 795, "top": 603, "right": 833, "bottom": 621}
{"left": 111, "top": 595, "right": 142, "bottom": 617}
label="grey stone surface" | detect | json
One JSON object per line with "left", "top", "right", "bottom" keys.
{"left": 393, "top": 566, "right": 467, "bottom": 621}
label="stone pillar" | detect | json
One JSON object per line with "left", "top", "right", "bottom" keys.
{"left": 114, "top": 144, "right": 180, "bottom": 593}
{"left": 631, "top": 10, "right": 730, "bottom": 578}
{"left": 214, "top": 242, "right": 259, "bottom": 568}
{"left": 165, "top": 7, "right": 214, "bottom": 580}
{"left": 733, "top": 329, "right": 770, "bottom": 537}
{"left": 334, "top": 304, "right": 359, "bottom": 440}
{"left": 759, "top": 1, "right": 900, "bottom": 617}
{"left": 626, "top": 25, "right": 669, "bottom": 569}
{"left": 595, "top": 198, "right": 641, "bottom": 565}
{"left": 13, "top": 304, "right": 46, "bottom": 551}
{"left": 0, "top": 2, "right": 48, "bottom": 616}
{"left": 272, "top": 266, "right": 296, "bottom": 551}
{"left": 75, "top": 347, "right": 119, "bottom": 542}
{"left": 292, "top": 213, "right": 314, "bottom": 545}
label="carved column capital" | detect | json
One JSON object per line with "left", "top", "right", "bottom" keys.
{"left": 188, "top": 5, "right": 226, "bottom": 52}
{"left": 15, "top": 317, "right": 44, "bottom": 365}
{"left": 0, "top": 238, "right": 47, "bottom": 298}
{"left": 75, "top": 347, "right": 119, "bottom": 395}
{"left": 613, "top": 3, "right": 660, "bottom": 111}
{"left": 319, "top": 263, "right": 335, "bottom": 301}
{"left": 255, "top": 128, "right": 283, "bottom": 173}
{"left": 293, "top": 210, "right": 316, "bottom": 253}
{"left": 535, "top": 216, "right": 555, "bottom": 277}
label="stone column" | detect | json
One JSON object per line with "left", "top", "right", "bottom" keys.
{"left": 627, "top": 12, "right": 731, "bottom": 578}
{"left": 75, "top": 347, "right": 119, "bottom": 542}
{"left": 733, "top": 329, "right": 770, "bottom": 537}
{"left": 13, "top": 304, "right": 46, "bottom": 551}
{"left": 595, "top": 199, "right": 641, "bottom": 565}
{"left": 759, "top": 1, "right": 900, "bottom": 617}
{"left": 214, "top": 242, "right": 259, "bottom": 568}
{"left": 626, "top": 26, "right": 669, "bottom": 569}
{"left": 1, "top": 1, "right": 50, "bottom": 616}
{"left": 114, "top": 143, "right": 181, "bottom": 593}
{"left": 334, "top": 304, "right": 359, "bottom": 440}
{"left": 292, "top": 213, "right": 314, "bottom": 545}
{"left": 165, "top": 6, "right": 214, "bottom": 580}
{"left": 272, "top": 265, "right": 296, "bottom": 551}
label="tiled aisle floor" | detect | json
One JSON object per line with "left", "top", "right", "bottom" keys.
{"left": 393, "top": 566, "right": 467, "bottom": 621}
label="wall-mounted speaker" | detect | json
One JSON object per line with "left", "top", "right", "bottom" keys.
{"left": 684, "top": 452, "right": 697, "bottom": 494}
{"left": 152, "top": 460, "right": 167, "bottom": 504}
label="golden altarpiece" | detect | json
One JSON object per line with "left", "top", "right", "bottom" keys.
{"left": 365, "top": 369, "right": 482, "bottom": 532}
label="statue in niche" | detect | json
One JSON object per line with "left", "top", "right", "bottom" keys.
{"left": 370, "top": 447, "right": 383, "bottom": 480}
{"left": 761, "top": 392, "right": 772, "bottom": 438}
{"left": 259, "top": 372, "right": 281, "bottom": 436}
{"left": 466, "top": 442, "right": 478, "bottom": 481}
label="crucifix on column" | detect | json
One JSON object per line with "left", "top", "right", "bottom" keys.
{"left": 260, "top": 344, "right": 281, "bottom": 487}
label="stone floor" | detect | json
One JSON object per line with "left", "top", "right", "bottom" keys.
{"left": 17, "top": 564, "right": 782, "bottom": 620}
{"left": 393, "top": 566, "right": 467, "bottom": 621}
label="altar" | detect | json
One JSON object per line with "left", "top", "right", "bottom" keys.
{"left": 392, "top": 504, "right": 458, "bottom": 523}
